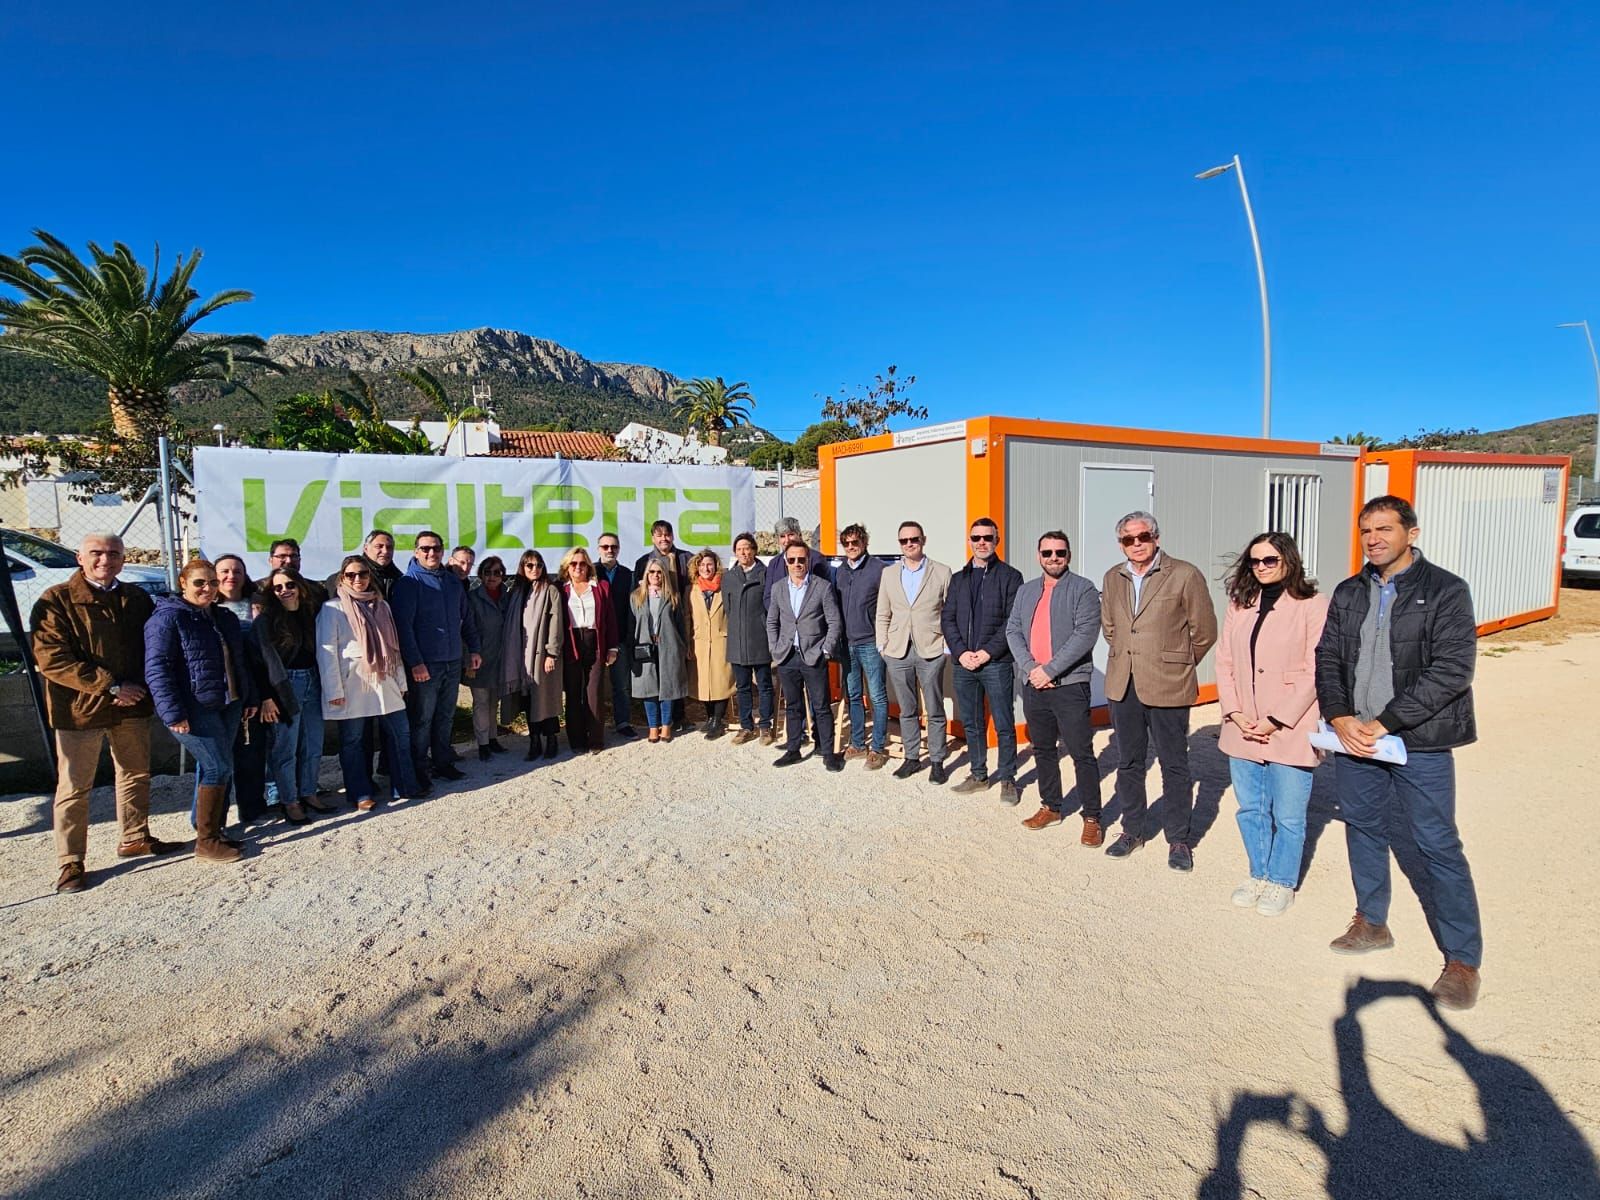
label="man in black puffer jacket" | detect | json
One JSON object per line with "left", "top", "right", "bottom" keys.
{"left": 1314, "top": 494, "right": 1483, "bottom": 1011}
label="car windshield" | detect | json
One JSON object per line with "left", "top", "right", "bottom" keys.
{"left": 2, "top": 530, "right": 79, "bottom": 568}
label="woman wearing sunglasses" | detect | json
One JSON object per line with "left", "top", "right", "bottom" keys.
{"left": 503, "top": 550, "right": 565, "bottom": 761}
{"left": 253, "top": 567, "right": 334, "bottom": 824}
{"left": 466, "top": 556, "right": 515, "bottom": 761}
{"left": 630, "top": 559, "right": 688, "bottom": 742}
{"left": 317, "top": 555, "right": 420, "bottom": 810}
{"left": 1215, "top": 532, "right": 1329, "bottom": 917}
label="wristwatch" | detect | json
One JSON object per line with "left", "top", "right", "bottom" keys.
{"left": 108, "top": 684, "right": 122, "bottom": 698}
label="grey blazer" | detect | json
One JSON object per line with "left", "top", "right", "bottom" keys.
{"left": 765, "top": 575, "right": 843, "bottom": 667}
{"left": 1004, "top": 571, "right": 1101, "bottom": 687}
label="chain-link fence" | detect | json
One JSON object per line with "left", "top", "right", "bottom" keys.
{"left": 752, "top": 486, "right": 821, "bottom": 551}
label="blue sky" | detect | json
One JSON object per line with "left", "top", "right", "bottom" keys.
{"left": 4, "top": 1, "right": 1597, "bottom": 442}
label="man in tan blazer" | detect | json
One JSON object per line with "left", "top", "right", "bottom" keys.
{"left": 875, "top": 520, "right": 953, "bottom": 784}
{"left": 1100, "top": 510, "right": 1218, "bottom": 870}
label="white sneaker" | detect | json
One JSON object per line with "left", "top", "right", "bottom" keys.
{"left": 1231, "top": 878, "right": 1266, "bottom": 908}
{"left": 1256, "top": 883, "right": 1295, "bottom": 917}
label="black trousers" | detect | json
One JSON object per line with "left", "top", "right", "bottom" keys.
{"left": 777, "top": 657, "right": 833, "bottom": 754}
{"left": 1107, "top": 679, "right": 1192, "bottom": 843}
{"left": 1022, "top": 681, "right": 1100, "bottom": 817}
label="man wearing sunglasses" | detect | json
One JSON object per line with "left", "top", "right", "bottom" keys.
{"left": 941, "top": 517, "right": 1024, "bottom": 800}
{"left": 834, "top": 523, "right": 890, "bottom": 769}
{"left": 595, "top": 533, "right": 637, "bottom": 738}
{"left": 876, "top": 521, "right": 953, "bottom": 783}
{"left": 1005, "top": 531, "right": 1104, "bottom": 842}
{"left": 766, "top": 539, "right": 844, "bottom": 772}
{"left": 1100, "top": 510, "right": 1218, "bottom": 870}
{"left": 391, "top": 529, "right": 483, "bottom": 788}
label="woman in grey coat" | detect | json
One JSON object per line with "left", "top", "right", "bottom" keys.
{"left": 502, "top": 550, "right": 566, "bottom": 760}
{"left": 630, "top": 558, "right": 688, "bottom": 742}
{"left": 467, "top": 556, "right": 516, "bottom": 761}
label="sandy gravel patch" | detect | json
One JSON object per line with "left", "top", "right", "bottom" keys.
{"left": 1, "top": 637, "right": 1597, "bottom": 1198}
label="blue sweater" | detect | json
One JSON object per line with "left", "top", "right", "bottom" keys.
{"left": 391, "top": 560, "right": 481, "bottom": 667}
{"left": 143, "top": 596, "right": 255, "bottom": 725}
{"left": 833, "top": 555, "right": 885, "bottom": 645}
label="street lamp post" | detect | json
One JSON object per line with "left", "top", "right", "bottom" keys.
{"left": 1558, "top": 321, "right": 1600, "bottom": 500}
{"left": 212, "top": 423, "right": 226, "bottom": 448}
{"left": 1196, "top": 155, "right": 1272, "bottom": 438}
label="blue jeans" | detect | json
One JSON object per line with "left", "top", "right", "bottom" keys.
{"left": 732, "top": 662, "right": 775, "bottom": 730}
{"left": 1228, "top": 757, "right": 1313, "bottom": 888}
{"left": 1337, "top": 750, "right": 1483, "bottom": 966}
{"left": 179, "top": 700, "right": 243, "bottom": 825}
{"left": 844, "top": 642, "right": 890, "bottom": 752}
{"left": 642, "top": 697, "right": 668, "bottom": 728}
{"left": 405, "top": 658, "right": 463, "bottom": 777}
{"left": 952, "top": 659, "right": 1017, "bottom": 781}
{"left": 608, "top": 643, "right": 634, "bottom": 729}
{"left": 338, "top": 710, "right": 417, "bottom": 802}
{"left": 266, "top": 669, "right": 325, "bottom": 804}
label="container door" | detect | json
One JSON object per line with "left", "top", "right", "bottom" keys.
{"left": 1079, "top": 464, "right": 1155, "bottom": 705}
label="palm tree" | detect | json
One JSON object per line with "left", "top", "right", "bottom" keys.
{"left": 1329, "top": 432, "right": 1382, "bottom": 449}
{"left": 0, "top": 230, "right": 274, "bottom": 439}
{"left": 669, "top": 376, "right": 754, "bottom": 447}
{"left": 398, "top": 366, "right": 491, "bottom": 454}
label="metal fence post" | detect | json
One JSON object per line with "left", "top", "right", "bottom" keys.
{"left": 157, "top": 436, "right": 180, "bottom": 589}
{"left": 778, "top": 462, "right": 785, "bottom": 521}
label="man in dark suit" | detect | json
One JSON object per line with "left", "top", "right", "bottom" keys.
{"left": 595, "top": 531, "right": 637, "bottom": 738}
{"left": 766, "top": 540, "right": 844, "bottom": 772}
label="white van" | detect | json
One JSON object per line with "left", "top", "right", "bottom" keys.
{"left": 1561, "top": 504, "right": 1600, "bottom": 583}
{"left": 2, "top": 529, "right": 171, "bottom": 646}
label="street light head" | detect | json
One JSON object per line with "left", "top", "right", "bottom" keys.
{"left": 1195, "top": 164, "right": 1233, "bottom": 180}
{"left": 1558, "top": 322, "right": 1586, "bottom": 329}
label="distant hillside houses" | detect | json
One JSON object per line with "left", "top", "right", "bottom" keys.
{"left": 387, "top": 418, "right": 734, "bottom": 465}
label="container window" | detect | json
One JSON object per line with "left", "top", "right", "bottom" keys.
{"left": 1573, "top": 513, "right": 1600, "bottom": 540}
{"left": 1265, "top": 472, "right": 1321, "bottom": 572}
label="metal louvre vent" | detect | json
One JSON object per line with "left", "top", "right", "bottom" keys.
{"left": 1265, "top": 471, "right": 1321, "bottom": 573}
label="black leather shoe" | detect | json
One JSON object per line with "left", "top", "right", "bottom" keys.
{"left": 705, "top": 721, "right": 726, "bottom": 741}
{"left": 1105, "top": 832, "right": 1144, "bottom": 859}
{"left": 773, "top": 749, "right": 804, "bottom": 767}
{"left": 478, "top": 745, "right": 492, "bottom": 762}
{"left": 1168, "top": 842, "right": 1194, "bottom": 872}
{"left": 435, "top": 763, "right": 466, "bottom": 782}
{"left": 824, "top": 754, "right": 844, "bottom": 772}
{"left": 616, "top": 725, "right": 638, "bottom": 739}
{"left": 486, "top": 738, "right": 508, "bottom": 754}
{"left": 893, "top": 758, "right": 926, "bottom": 780}
{"left": 929, "top": 763, "right": 948, "bottom": 785}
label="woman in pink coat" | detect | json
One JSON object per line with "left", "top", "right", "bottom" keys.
{"left": 1215, "top": 532, "right": 1329, "bottom": 918}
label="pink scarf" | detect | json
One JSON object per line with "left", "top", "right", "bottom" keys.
{"left": 339, "top": 582, "right": 400, "bottom": 683}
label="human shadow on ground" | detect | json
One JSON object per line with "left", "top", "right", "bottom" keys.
{"left": 6, "top": 942, "right": 643, "bottom": 1200}
{"left": 1198, "top": 977, "right": 1600, "bottom": 1200}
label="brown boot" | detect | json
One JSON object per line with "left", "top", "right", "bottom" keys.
{"left": 1329, "top": 913, "right": 1394, "bottom": 955}
{"left": 1021, "top": 806, "right": 1064, "bottom": 830}
{"left": 194, "top": 784, "right": 243, "bottom": 864}
{"left": 1080, "top": 816, "right": 1104, "bottom": 847}
{"left": 1430, "top": 961, "right": 1481, "bottom": 1010}
{"left": 55, "top": 862, "right": 89, "bottom": 893}
{"left": 116, "top": 834, "right": 188, "bottom": 858}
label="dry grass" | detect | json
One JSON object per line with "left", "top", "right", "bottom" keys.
{"left": 1480, "top": 585, "right": 1600, "bottom": 648}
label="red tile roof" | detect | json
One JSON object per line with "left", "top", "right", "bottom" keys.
{"left": 488, "top": 430, "right": 619, "bottom": 460}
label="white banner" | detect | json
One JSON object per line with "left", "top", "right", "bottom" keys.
{"left": 195, "top": 447, "right": 756, "bottom": 580}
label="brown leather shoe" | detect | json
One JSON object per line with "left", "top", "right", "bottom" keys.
{"left": 1431, "top": 960, "right": 1481, "bottom": 1010}
{"left": 1329, "top": 913, "right": 1395, "bottom": 955}
{"left": 866, "top": 750, "right": 888, "bottom": 770}
{"left": 1080, "top": 816, "right": 1104, "bottom": 847}
{"left": 843, "top": 746, "right": 868, "bottom": 760}
{"left": 731, "top": 728, "right": 755, "bottom": 745}
{"left": 116, "top": 834, "right": 187, "bottom": 858}
{"left": 56, "top": 862, "right": 88, "bottom": 893}
{"left": 758, "top": 728, "right": 776, "bottom": 746}
{"left": 1021, "top": 806, "right": 1064, "bottom": 830}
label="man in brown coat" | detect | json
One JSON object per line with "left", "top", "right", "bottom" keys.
{"left": 1100, "top": 511, "right": 1218, "bottom": 871}
{"left": 30, "top": 533, "right": 185, "bottom": 893}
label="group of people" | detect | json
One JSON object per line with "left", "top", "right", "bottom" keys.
{"left": 27, "top": 493, "right": 1485, "bottom": 1008}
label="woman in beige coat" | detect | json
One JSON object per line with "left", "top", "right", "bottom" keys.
{"left": 688, "top": 549, "right": 736, "bottom": 740}
{"left": 502, "top": 550, "right": 565, "bottom": 761}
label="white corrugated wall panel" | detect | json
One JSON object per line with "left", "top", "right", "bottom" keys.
{"left": 1364, "top": 463, "right": 1389, "bottom": 500}
{"left": 1413, "top": 463, "right": 1561, "bottom": 626}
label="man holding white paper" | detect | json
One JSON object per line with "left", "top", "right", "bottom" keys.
{"left": 1314, "top": 495, "right": 1483, "bottom": 1010}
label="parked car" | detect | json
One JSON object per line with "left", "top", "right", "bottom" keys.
{"left": 2, "top": 529, "right": 171, "bottom": 649}
{"left": 1562, "top": 503, "right": 1600, "bottom": 584}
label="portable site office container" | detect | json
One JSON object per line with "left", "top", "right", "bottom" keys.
{"left": 1361, "top": 449, "right": 1569, "bottom": 634}
{"left": 820, "top": 416, "right": 1365, "bottom": 718}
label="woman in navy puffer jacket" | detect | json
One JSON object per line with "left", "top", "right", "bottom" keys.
{"left": 144, "top": 559, "right": 258, "bottom": 864}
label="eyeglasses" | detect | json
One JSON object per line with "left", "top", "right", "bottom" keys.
{"left": 785, "top": 556, "right": 808, "bottom": 565}
{"left": 1118, "top": 532, "right": 1156, "bottom": 547}
{"left": 898, "top": 536, "right": 922, "bottom": 545}
{"left": 842, "top": 539, "right": 862, "bottom": 548}
{"left": 483, "top": 569, "right": 505, "bottom": 577}
{"left": 1039, "top": 549, "right": 1068, "bottom": 559}
{"left": 969, "top": 533, "right": 996, "bottom": 543}
{"left": 188, "top": 579, "right": 217, "bottom": 590}
{"left": 417, "top": 545, "right": 443, "bottom": 554}
{"left": 598, "top": 543, "right": 619, "bottom": 552}
{"left": 271, "top": 582, "right": 298, "bottom": 593}
{"left": 1249, "top": 555, "right": 1283, "bottom": 569}
{"left": 342, "top": 570, "right": 371, "bottom": 580}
